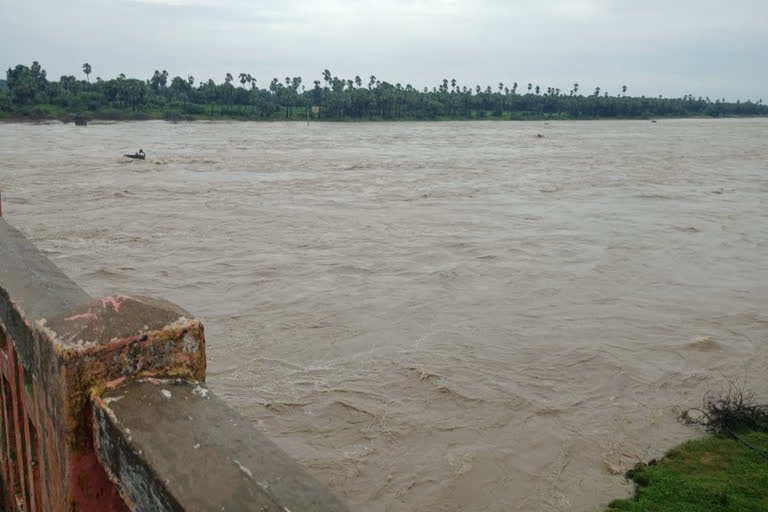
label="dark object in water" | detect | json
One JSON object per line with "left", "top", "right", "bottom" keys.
{"left": 124, "top": 149, "right": 146, "bottom": 160}
{"left": 74, "top": 116, "right": 87, "bottom": 126}
{"left": 536, "top": 133, "right": 544, "bottom": 138}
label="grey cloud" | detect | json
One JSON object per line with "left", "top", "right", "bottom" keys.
{"left": 1, "top": 0, "right": 765, "bottom": 100}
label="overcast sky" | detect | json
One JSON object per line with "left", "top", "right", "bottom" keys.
{"left": 1, "top": 0, "right": 765, "bottom": 101}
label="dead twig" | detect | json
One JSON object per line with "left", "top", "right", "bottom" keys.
{"left": 679, "top": 380, "right": 768, "bottom": 461}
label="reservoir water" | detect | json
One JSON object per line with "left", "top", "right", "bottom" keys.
{"left": 1, "top": 119, "right": 767, "bottom": 511}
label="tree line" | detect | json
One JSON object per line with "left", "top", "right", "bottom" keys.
{"left": 1, "top": 61, "right": 766, "bottom": 121}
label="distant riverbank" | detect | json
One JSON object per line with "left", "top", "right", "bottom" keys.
{"left": 5, "top": 61, "right": 766, "bottom": 125}
{"left": 1, "top": 107, "right": 765, "bottom": 124}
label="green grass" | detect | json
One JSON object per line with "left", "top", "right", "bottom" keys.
{"left": 607, "top": 430, "right": 768, "bottom": 512}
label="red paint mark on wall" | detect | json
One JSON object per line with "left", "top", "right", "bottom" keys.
{"left": 99, "top": 295, "right": 135, "bottom": 313}
{"left": 100, "top": 296, "right": 123, "bottom": 312}
{"left": 68, "top": 449, "right": 130, "bottom": 511}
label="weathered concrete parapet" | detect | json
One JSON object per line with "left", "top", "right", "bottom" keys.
{"left": 0, "top": 215, "right": 348, "bottom": 512}
{"left": 93, "top": 380, "right": 349, "bottom": 511}
{"left": 34, "top": 295, "right": 207, "bottom": 510}
{"left": 40, "top": 294, "right": 206, "bottom": 396}
{"left": 0, "top": 283, "right": 207, "bottom": 508}
{"left": 1, "top": 217, "right": 131, "bottom": 511}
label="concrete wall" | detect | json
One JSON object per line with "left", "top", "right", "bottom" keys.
{"left": 0, "top": 216, "right": 347, "bottom": 511}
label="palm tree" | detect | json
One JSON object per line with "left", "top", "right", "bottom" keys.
{"left": 239, "top": 73, "right": 248, "bottom": 88}
{"left": 622, "top": 84, "right": 627, "bottom": 96}
{"left": 535, "top": 85, "right": 540, "bottom": 95}
{"left": 369, "top": 75, "right": 376, "bottom": 89}
{"left": 188, "top": 75, "right": 194, "bottom": 87}
{"left": 355, "top": 75, "right": 362, "bottom": 88}
{"left": 82, "top": 63, "right": 92, "bottom": 82}
{"left": 527, "top": 83, "right": 532, "bottom": 94}
{"left": 573, "top": 82, "right": 579, "bottom": 94}
{"left": 225, "top": 73, "right": 233, "bottom": 84}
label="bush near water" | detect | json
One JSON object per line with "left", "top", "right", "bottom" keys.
{"left": 608, "top": 386, "right": 768, "bottom": 512}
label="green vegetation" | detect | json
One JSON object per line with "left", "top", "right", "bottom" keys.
{"left": 2, "top": 61, "right": 767, "bottom": 122}
{"left": 606, "top": 432, "right": 768, "bottom": 512}
{"left": 608, "top": 386, "right": 768, "bottom": 511}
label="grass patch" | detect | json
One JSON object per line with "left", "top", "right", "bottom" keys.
{"left": 606, "top": 431, "right": 768, "bottom": 511}
{"left": 608, "top": 384, "right": 768, "bottom": 511}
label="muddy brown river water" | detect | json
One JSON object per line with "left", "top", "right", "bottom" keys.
{"left": 1, "top": 119, "right": 767, "bottom": 511}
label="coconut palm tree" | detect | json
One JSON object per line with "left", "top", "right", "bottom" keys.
{"left": 82, "top": 63, "right": 92, "bottom": 82}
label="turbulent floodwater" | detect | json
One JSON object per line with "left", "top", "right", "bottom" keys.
{"left": 2, "top": 119, "right": 768, "bottom": 511}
